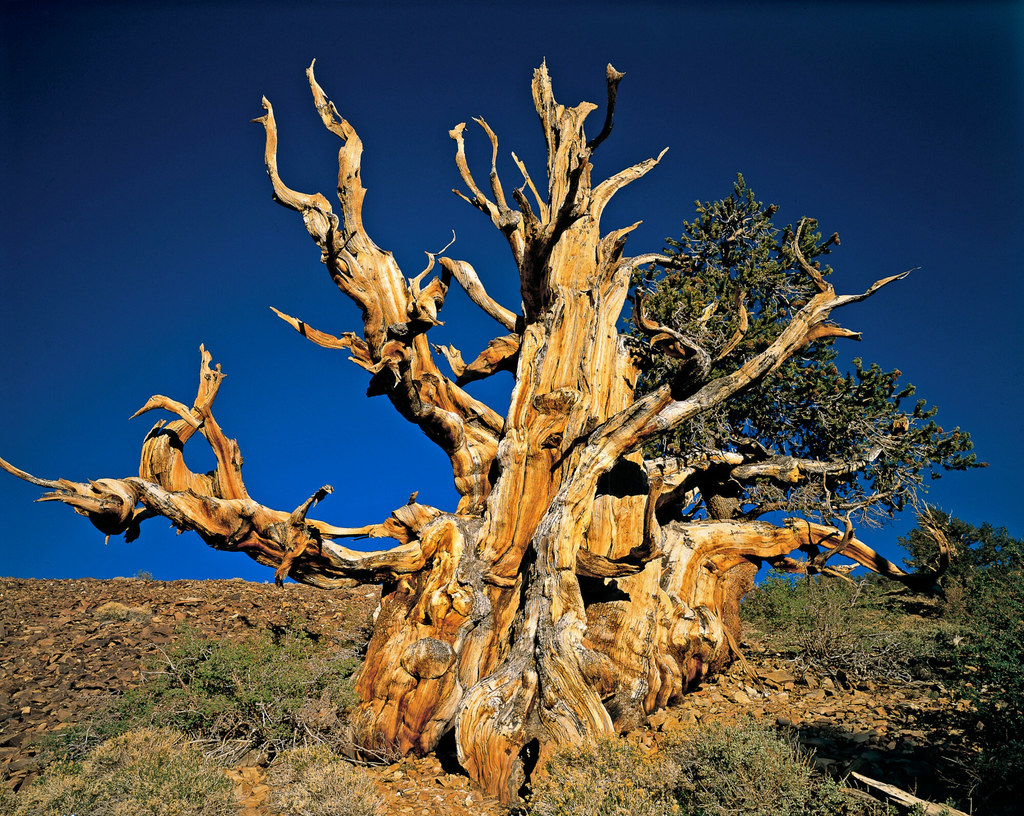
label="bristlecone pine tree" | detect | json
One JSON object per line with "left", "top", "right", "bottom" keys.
{"left": 1, "top": 63, "right": 977, "bottom": 801}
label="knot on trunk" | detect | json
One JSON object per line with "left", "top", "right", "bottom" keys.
{"left": 401, "top": 637, "right": 456, "bottom": 679}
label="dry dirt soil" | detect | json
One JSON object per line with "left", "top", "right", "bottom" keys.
{"left": 1, "top": 577, "right": 970, "bottom": 815}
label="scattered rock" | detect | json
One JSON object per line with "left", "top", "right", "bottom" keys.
{"left": 760, "top": 668, "right": 797, "bottom": 685}
{"left": 0, "top": 577, "right": 966, "bottom": 814}
{"left": 664, "top": 643, "right": 965, "bottom": 805}
{"left": 0, "top": 577, "right": 377, "bottom": 795}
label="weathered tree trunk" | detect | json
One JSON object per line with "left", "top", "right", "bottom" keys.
{"left": 0, "top": 62, "right": 942, "bottom": 802}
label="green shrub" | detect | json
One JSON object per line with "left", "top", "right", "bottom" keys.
{"left": 35, "top": 718, "right": 134, "bottom": 765}
{"left": 741, "top": 569, "right": 808, "bottom": 625}
{"left": 661, "top": 720, "right": 861, "bottom": 816}
{"left": 115, "top": 620, "right": 360, "bottom": 759}
{"left": 741, "top": 571, "right": 916, "bottom": 682}
{"left": 528, "top": 737, "right": 682, "bottom": 816}
{"left": 267, "top": 744, "right": 382, "bottom": 816}
{"left": 900, "top": 511, "right": 1024, "bottom": 812}
{"left": 10, "top": 727, "right": 235, "bottom": 816}
{"left": 528, "top": 719, "right": 878, "bottom": 816}
{"left": 953, "top": 565, "right": 1024, "bottom": 805}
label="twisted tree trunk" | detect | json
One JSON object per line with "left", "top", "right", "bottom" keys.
{"left": 0, "top": 62, "right": 939, "bottom": 802}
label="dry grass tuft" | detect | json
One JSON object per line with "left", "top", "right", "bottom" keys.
{"left": 10, "top": 727, "right": 235, "bottom": 816}
{"left": 267, "top": 744, "right": 383, "bottom": 816}
{"left": 527, "top": 718, "right": 881, "bottom": 816}
{"left": 94, "top": 600, "right": 150, "bottom": 621}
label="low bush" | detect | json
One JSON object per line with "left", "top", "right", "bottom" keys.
{"left": 741, "top": 570, "right": 920, "bottom": 682}
{"left": 114, "top": 619, "right": 360, "bottom": 760}
{"left": 662, "top": 720, "right": 865, "bottom": 816}
{"left": 951, "top": 564, "right": 1024, "bottom": 806}
{"left": 10, "top": 727, "right": 235, "bottom": 816}
{"left": 527, "top": 719, "right": 880, "bottom": 816}
{"left": 35, "top": 718, "right": 134, "bottom": 765}
{"left": 35, "top": 614, "right": 364, "bottom": 778}
{"left": 267, "top": 744, "right": 382, "bottom": 816}
{"left": 527, "top": 737, "right": 680, "bottom": 816}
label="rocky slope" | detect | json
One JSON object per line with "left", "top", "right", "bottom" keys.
{"left": 1, "top": 577, "right": 968, "bottom": 814}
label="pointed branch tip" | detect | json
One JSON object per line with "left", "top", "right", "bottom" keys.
{"left": 0, "top": 455, "right": 63, "bottom": 490}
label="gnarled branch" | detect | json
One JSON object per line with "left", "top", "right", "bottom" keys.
{"left": 777, "top": 517, "right": 948, "bottom": 590}
{"left": 269, "top": 306, "right": 375, "bottom": 368}
{"left": 437, "top": 257, "right": 518, "bottom": 331}
{"left": 593, "top": 269, "right": 910, "bottom": 466}
{"left": 254, "top": 68, "right": 506, "bottom": 511}
{"left": 586, "top": 63, "right": 625, "bottom": 151}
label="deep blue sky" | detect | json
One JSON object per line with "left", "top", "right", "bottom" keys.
{"left": 2, "top": 1, "right": 1021, "bottom": 581}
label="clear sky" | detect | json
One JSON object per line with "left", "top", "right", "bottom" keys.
{"left": 1, "top": 0, "right": 1021, "bottom": 581}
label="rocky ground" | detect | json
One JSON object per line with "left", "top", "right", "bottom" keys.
{"left": 1, "top": 577, "right": 971, "bottom": 814}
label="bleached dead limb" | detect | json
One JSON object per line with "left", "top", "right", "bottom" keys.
{"left": 437, "top": 257, "right": 518, "bottom": 331}
{"left": 849, "top": 772, "right": 970, "bottom": 816}
{"left": 253, "top": 69, "right": 504, "bottom": 511}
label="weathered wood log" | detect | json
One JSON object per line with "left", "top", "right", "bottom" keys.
{"left": 849, "top": 771, "right": 971, "bottom": 816}
{"left": 0, "top": 62, "right": 939, "bottom": 803}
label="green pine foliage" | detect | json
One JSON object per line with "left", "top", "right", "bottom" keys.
{"left": 901, "top": 507, "right": 1024, "bottom": 584}
{"left": 900, "top": 512, "right": 1024, "bottom": 806}
{"left": 630, "top": 176, "right": 979, "bottom": 525}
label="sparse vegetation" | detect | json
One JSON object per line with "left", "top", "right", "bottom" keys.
{"left": 9, "top": 531, "right": 1019, "bottom": 816}
{"left": 527, "top": 718, "right": 884, "bottom": 816}
{"left": 10, "top": 727, "right": 235, "bottom": 816}
{"left": 740, "top": 513, "right": 1024, "bottom": 815}
{"left": 34, "top": 615, "right": 362, "bottom": 772}
{"left": 526, "top": 737, "right": 679, "bottom": 815}
{"left": 0, "top": 784, "right": 17, "bottom": 815}
{"left": 267, "top": 744, "right": 383, "bottom": 816}
{"left": 741, "top": 570, "right": 928, "bottom": 683}
{"left": 115, "top": 619, "right": 361, "bottom": 761}
{"left": 94, "top": 600, "right": 151, "bottom": 621}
